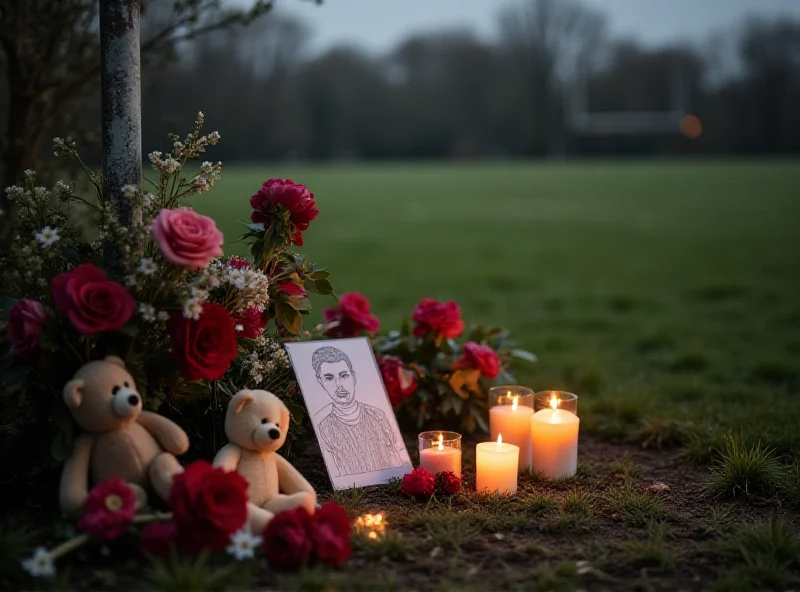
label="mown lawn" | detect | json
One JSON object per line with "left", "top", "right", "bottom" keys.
{"left": 196, "top": 160, "right": 800, "bottom": 457}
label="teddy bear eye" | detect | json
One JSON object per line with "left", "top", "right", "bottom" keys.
{"left": 261, "top": 418, "right": 268, "bottom": 424}
{"left": 124, "top": 381, "right": 130, "bottom": 388}
{"left": 112, "top": 386, "right": 120, "bottom": 395}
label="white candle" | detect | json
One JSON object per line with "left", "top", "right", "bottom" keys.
{"left": 476, "top": 435, "right": 519, "bottom": 494}
{"left": 490, "top": 395, "right": 533, "bottom": 472}
{"left": 419, "top": 434, "right": 462, "bottom": 477}
{"left": 530, "top": 394, "right": 580, "bottom": 479}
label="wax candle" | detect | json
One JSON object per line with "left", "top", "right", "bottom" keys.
{"left": 418, "top": 432, "right": 462, "bottom": 477}
{"left": 530, "top": 392, "right": 580, "bottom": 479}
{"left": 476, "top": 435, "right": 519, "bottom": 494}
{"left": 489, "top": 388, "right": 534, "bottom": 472}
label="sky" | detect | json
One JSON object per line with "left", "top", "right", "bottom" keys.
{"left": 268, "top": 0, "right": 800, "bottom": 55}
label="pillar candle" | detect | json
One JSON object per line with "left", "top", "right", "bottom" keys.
{"left": 419, "top": 444, "right": 462, "bottom": 477}
{"left": 476, "top": 436, "right": 519, "bottom": 494}
{"left": 490, "top": 397, "right": 533, "bottom": 472}
{"left": 530, "top": 397, "right": 580, "bottom": 479}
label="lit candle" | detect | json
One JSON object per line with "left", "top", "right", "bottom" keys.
{"left": 490, "top": 392, "right": 533, "bottom": 472}
{"left": 476, "top": 435, "right": 520, "bottom": 494}
{"left": 418, "top": 431, "right": 462, "bottom": 477}
{"left": 530, "top": 393, "right": 580, "bottom": 479}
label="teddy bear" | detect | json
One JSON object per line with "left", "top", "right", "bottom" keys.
{"left": 213, "top": 389, "right": 316, "bottom": 532}
{"left": 59, "top": 356, "right": 189, "bottom": 514}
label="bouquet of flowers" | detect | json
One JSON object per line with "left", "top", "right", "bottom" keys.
{"left": 321, "top": 294, "right": 536, "bottom": 433}
{"left": 0, "top": 113, "right": 333, "bottom": 469}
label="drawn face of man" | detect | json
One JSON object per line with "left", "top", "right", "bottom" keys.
{"left": 317, "top": 360, "right": 356, "bottom": 406}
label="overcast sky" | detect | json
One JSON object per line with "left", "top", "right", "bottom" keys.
{"left": 270, "top": 0, "right": 800, "bottom": 54}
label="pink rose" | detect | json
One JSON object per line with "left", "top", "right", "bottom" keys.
{"left": 453, "top": 342, "right": 501, "bottom": 379}
{"left": 150, "top": 209, "right": 223, "bottom": 269}
{"left": 412, "top": 298, "right": 464, "bottom": 340}
{"left": 6, "top": 299, "right": 49, "bottom": 357}
{"left": 323, "top": 292, "right": 380, "bottom": 338}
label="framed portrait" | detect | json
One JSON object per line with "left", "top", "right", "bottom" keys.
{"left": 284, "top": 337, "right": 413, "bottom": 490}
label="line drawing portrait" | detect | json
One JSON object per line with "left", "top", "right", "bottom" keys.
{"left": 284, "top": 337, "right": 412, "bottom": 490}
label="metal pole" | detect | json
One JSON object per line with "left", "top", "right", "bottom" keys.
{"left": 100, "top": 0, "right": 142, "bottom": 274}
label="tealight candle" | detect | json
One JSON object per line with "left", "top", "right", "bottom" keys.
{"left": 418, "top": 431, "right": 462, "bottom": 477}
{"left": 530, "top": 391, "right": 579, "bottom": 480}
{"left": 489, "top": 386, "right": 534, "bottom": 472}
{"left": 476, "top": 435, "right": 519, "bottom": 494}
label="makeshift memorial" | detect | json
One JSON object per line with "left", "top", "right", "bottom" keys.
{"left": 214, "top": 389, "right": 317, "bottom": 532}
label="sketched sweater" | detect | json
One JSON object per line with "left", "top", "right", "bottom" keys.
{"left": 318, "top": 404, "right": 402, "bottom": 476}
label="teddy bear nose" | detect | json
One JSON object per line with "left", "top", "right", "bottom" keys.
{"left": 268, "top": 427, "right": 280, "bottom": 440}
{"left": 128, "top": 394, "right": 140, "bottom": 406}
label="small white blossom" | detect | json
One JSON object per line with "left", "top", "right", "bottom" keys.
{"left": 54, "top": 180, "right": 70, "bottom": 193}
{"left": 125, "top": 275, "right": 137, "bottom": 287}
{"left": 226, "top": 527, "right": 262, "bottom": 561}
{"left": 34, "top": 226, "right": 60, "bottom": 247}
{"left": 235, "top": 324, "right": 244, "bottom": 333}
{"left": 21, "top": 547, "right": 55, "bottom": 578}
{"left": 121, "top": 184, "right": 138, "bottom": 199}
{"left": 183, "top": 297, "right": 203, "bottom": 320}
{"left": 157, "top": 311, "right": 170, "bottom": 322}
{"left": 138, "top": 257, "right": 158, "bottom": 275}
{"left": 139, "top": 303, "right": 157, "bottom": 322}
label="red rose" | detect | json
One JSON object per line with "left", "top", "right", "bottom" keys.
{"left": 168, "top": 460, "right": 249, "bottom": 553}
{"left": 400, "top": 468, "right": 436, "bottom": 500}
{"left": 7, "top": 299, "right": 49, "bottom": 357}
{"left": 279, "top": 281, "right": 307, "bottom": 298}
{"left": 51, "top": 263, "right": 136, "bottom": 334}
{"left": 234, "top": 306, "right": 268, "bottom": 339}
{"left": 453, "top": 342, "right": 501, "bottom": 379}
{"left": 378, "top": 356, "right": 417, "bottom": 408}
{"left": 323, "top": 292, "right": 380, "bottom": 338}
{"left": 140, "top": 521, "right": 179, "bottom": 556}
{"left": 262, "top": 507, "right": 313, "bottom": 568}
{"left": 311, "top": 503, "right": 351, "bottom": 566}
{"left": 168, "top": 302, "right": 238, "bottom": 381}
{"left": 150, "top": 208, "right": 223, "bottom": 269}
{"left": 435, "top": 471, "right": 462, "bottom": 496}
{"left": 411, "top": 298, "right": 464, "bottom": 340}
{"left": 77, "top": 478, "right": 137, "bottom": 541}
{"left": 227, "top": 256, "right": 250, "bottom": 270}
{"left": 250, "top": 179, "right": 319, "bottom": 246}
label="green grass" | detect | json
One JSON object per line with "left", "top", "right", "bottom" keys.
{"left": 703, "top": 434, "right": 786, "bottom": 500}
{"left": 194, "top": 161, "right": 800, "bottom": 453}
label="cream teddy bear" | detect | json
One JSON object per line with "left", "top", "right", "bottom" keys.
{"left": 59, "top": 356, "right": 189, "bottom": 513}
{"left": 214, "top": 389, "right": 316, "bottom": 532}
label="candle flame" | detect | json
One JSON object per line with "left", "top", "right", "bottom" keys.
{"left": 437, "top": 433, "right": 444, "bottom": 451}
{"left": 512, "top": 395, "right": 519, "bottom": 411}
{"left": 497, "top": 434, "right": 503, "bottom": 448}
{"left": 550, "top": 393, "right": 559, "bottom": 410}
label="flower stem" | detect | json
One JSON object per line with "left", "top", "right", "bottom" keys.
{"left": 50, "top": 534, "right": 90, "bottom": 561}
{"left": 132, "top": 511, "right": 173, "bottom": 524}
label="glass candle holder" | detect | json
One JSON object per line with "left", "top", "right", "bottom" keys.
{"left": 531, "top": 391, "right": 580, "bottom": 479}
{"left": 489, "top": 386, "right": 534, "bottom": 472}
{"left": 418, "top": 431, "right": 462, "bottom": 477}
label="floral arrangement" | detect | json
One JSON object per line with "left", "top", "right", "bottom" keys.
{"left": 321, "top": 294, "right": 536, "bottom": 433}
{"left": 21, "top": 464, "right": 352, "bottom": 579}
{"left": 0, "top": 113, "right": 333, "bottom": 467}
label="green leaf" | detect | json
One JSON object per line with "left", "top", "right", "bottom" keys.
{"left": 313, "top": 278, "right": 334, "bottom": 296}
{"left": 243, "top": 222, "right": 265, "bottom": 233}
{"left": 310, "top": 269, "right": 330, "bottom": 280}
{"left": 287, "top": 401, "right": 306, "bottom": 425}
{"left": 118, "top": 322, "right": 139, "bottom": 337}
{"left": 511, "top": 349, "right": 538, "bottom": 363}
{"left": 275, "top": 301, "right": 302, "bottom": 335}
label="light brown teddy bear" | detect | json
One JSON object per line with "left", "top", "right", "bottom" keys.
{"left": 59, "top": 356, "right": 189, "bottom": 514}
{"left": 214, "top": 389, "right": 316, "bottom": 532}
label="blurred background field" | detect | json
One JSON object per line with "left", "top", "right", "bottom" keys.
{"left": 196, "top": 160, "right": 800, "bottom": 455}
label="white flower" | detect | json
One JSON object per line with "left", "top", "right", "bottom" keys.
{"left": 139, "top": 303, "right": 157, "bottom": 322}
{"left": 22, "top": 547, "right": 55, "bottom": 578}
{"left": 157, "top": 311, "right": 170, "bottom": 322}
{"left": 34, "top": 226, "right": 60, "bottom": 247}
{"left": 121, "top": 184, "right": 138, "bottom": 198}
{"left": 138, "top": 257, "right": 158, "bottom": 275}
{"left": 226, "top": 527, "right": 262, "bottom": 561}
{"left": 183, "top": 297, "right": 203, "bottom": 320}
{"left": 235, "top": 324, "right": 244, "bottom": 333}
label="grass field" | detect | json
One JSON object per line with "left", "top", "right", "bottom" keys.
{"left": 195, "top": 160, "right": 800, "bottom": 456}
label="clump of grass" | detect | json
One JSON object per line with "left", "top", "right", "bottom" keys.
{"left": 778, "top": 463, "right": 800, "bottom": 508}
{"left": 681, "top": 428, "right": 727, "bottom": 465}
{"left": 623, "top": 521, "right": 676, "bottom": 571}
{"left": 540, "top": 495, "right": 595, "bottom": 534}
{"left": 711, "top": 515, "right": 800, "bottom": 591}
{"left": 532, "top": 560, "right": 580, "bottom": 592}
{"left": 562, "top": 490, "right": 593, "bottom": 517}
{"left": 702, "top": 435, "right": 785, "bottom": 500}
{"left": 699, "top": 506, "right": 733, "bottom": 538}
{"left": 751, "top": 359, "right": 798, "bottom": 387}
{"left": 610, "top": 457, "right": 643, "bottom": 482}
{"left": 352, "top": 531, "right": 411, "bottom": 561}
{"left": 425, "top": 517, "right": 481, "bottom": 552}
{"left": 634, "top": 418, "right": 688, "bottom": 449}
{"left": 146, "top": 551, "right": 242, "bottom": 592}
{"left": 332, "top": 486, "right": 367, "bottom": 512}
{"left": 605, "top": 485, "right": 673, "bottom": 527}
{"left": 523, "top": 493, "right": 558, "bottom": 517}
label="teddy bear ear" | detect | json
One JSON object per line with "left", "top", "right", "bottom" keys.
{"left": 63, "top": 379, "right": 85, "bottom": 409}
{"left": 231, "top": 390, "right": 255, "bottom": 415}
{"left": 104, "top": 355, "right": 126, "bottom": 368}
